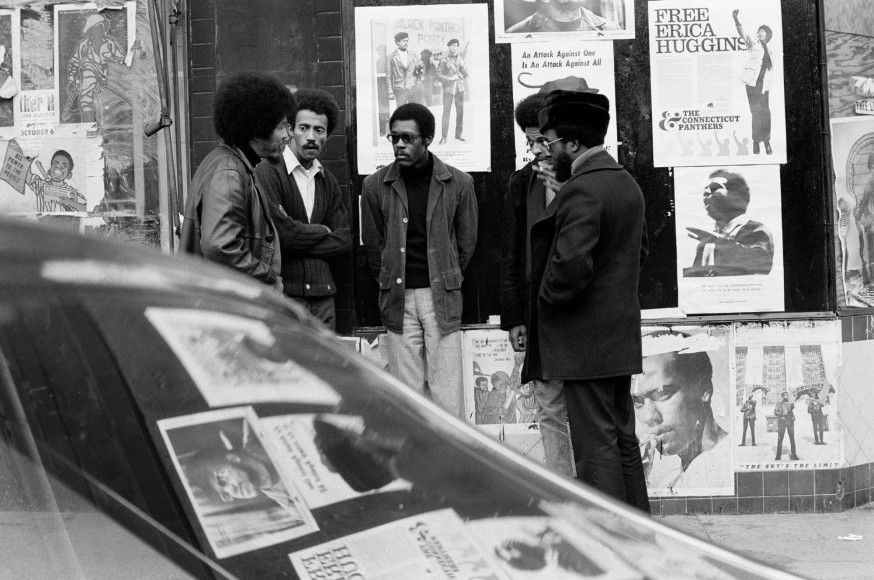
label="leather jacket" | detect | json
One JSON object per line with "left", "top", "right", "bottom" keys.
{"left": 180, "top": 144, "right": 281, "bottom": 288}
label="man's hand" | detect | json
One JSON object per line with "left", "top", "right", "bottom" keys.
{"left": 509, "top": 325, "right": 527, "bottom": 352}
{"left": 686, "top": 226, "right": 721, "bottom": 244}
{"left": 732, "top": 9, "right": 740, "bottom": 19}
{"left": 533, "top": 162, "right": 566, "bottom": 198}
{"left": 321, "top": 225, "right": 332, "bottom": 234}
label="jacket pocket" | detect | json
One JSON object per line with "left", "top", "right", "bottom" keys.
{"left": 377, "top": 270, "right": 397, "bottom": 324}
{"left": 441, "top": 269, "right": 464, "bottom": 321}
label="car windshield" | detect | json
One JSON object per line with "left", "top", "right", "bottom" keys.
{"left": 0, "top": 254, "right": 796, "bottom": 580}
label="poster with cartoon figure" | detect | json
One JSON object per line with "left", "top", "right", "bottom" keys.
{"left": 54, "top": 2, "right": 134, "bottom": 127}
{"left": 0, "top": 8, "right": 21, "bottom": 138}
{"left": 0, "top": 135, "right": 102, "bottom": 215}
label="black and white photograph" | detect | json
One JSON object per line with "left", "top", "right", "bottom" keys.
{"left": 158, "top": 407, "right": 318, "bottom": 559}
{"left": 0, "top": 9, "right": 20, "bottom": 133}
{"left": 467, "top": 516, "right": 639, "bottom": 579}
{"left": 495, "top": 0, "right": 635, "bottom": 44}
{"left": 830, "top": 116, "right": 874, "bottom": 308}
{"left": 290, "top": 509, "right": 501, "bottom": 579}
{"left": 633, "top": 326, "right": 734, "bottom": 496}
{"left": 648, "top": 0, "right": 786, "bottom": 167}
{"left": 145, "top": 308, "right": 342, "bottom": 408}
{"left": 54, "top": 2, "right": 134, "bottom": 126}
{"left": 354, "top": 4, "right": 491, "bottom": 173}
{"left": 674, "top": 165, "right": 785, "bottom": 313}
{"left": 733, "top": 321, "right": 843, "bottom": 472}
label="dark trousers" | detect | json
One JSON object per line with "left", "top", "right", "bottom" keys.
{"left": 441, "top": 91, "right": 464, "bottom": 139}
{"left": 811, "top": 414, "right": 825, "bottom": 443}
{"left": 775, "top": 418, "right": 796, "bottom": 459}
{"left": 745, "top": 84, "right": 771, "bottom": 144}
{"left": 564, "top": 376, "right": 650, "bottom": 514}
{"left": 291, "top": 295, "right": 336, "bottom": 330}
{"left": 741, "top": 418, "right": 756, "bottom": 445}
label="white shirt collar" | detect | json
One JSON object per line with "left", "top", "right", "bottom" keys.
{"left": 283, "top": 145, "right": 322, "bottom": 176}
{"left": 721, "top": 213, "right": 749, "bottom": 235}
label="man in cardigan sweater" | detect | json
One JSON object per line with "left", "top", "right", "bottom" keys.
{"left": 256, "top": 89, "right": 351, "bottom": 329}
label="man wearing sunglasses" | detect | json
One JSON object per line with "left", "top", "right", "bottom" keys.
{"left": 500, "top": 92, "right": 573, "bottom": 477}
{"left": 361, "top": 103, "right": 478, "bottom": 419}
{"left": 525, "top": 90, "right": 649, "bottom": 512}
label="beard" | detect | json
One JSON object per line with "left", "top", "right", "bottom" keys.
{"left": 553, "top": 151, "right": 574, "bottom": 182}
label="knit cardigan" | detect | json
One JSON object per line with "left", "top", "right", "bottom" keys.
{"left": 255, "top": 157, "right": 352, "bottom": 297}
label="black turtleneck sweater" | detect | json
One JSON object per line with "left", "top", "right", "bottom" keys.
{"left": 400, "top": 153, "right": 434, "bottom": 288}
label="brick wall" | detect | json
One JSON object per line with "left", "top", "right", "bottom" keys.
{"left": 185, "top": 0, "right": 354, "bottom": 332}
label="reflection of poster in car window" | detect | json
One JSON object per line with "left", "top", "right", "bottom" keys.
{"left": 289, "top": 509, "right": 502, "bottom": 579}
{"left": 158, "top": 407, "right": 319, "bottom": 559}
{"left": 259, "top": 414, "right": 410, "bottom": 510}
{"left": 145, "top": 308, "right": 341, "bottom": 407}
{"left": 466, "top": 516, "right": 640, "bottom": 579}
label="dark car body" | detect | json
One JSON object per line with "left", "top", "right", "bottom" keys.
{"left": 0, "top": 219, "right": 800, "bottom": 579}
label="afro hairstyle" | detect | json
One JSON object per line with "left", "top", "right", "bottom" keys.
{"left": 514, "top": 93, "right": 545, "bottom": 131}
{"left": 213, "top": 72, "right": 296, "bottom": 148}
{"left": 389, "top": 103, "right": 435, "bottom": 140}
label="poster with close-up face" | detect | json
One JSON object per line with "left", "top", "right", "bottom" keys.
{"left": 354, "top": 4, "right": 491, "bottom": 174}
{"left": 733, "top": 321, "right": 842, "bottom": 472}
{"left": 158, "top": 407, "right": 319, "bottom": 559}
{"left": 494, "top": 0, "right": 635, "bottom": 44}
{"left": 633, "top": 326, "right": 734, "bottom": 497}
{"left": 674, "top": 164, "right": 784, "bottom": 314}
{"left": 510, "top": 41, "right": 617, "bottom": 171}
{"left": 54, "top": 2, "right": 135, "bottom": 127}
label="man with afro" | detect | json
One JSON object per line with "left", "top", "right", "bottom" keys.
{"left": 181, "top": 72, "right": 295, "bottom": 290}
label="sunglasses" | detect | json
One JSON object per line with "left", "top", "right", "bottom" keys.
{"left": 386, "top": 133, "right": 421, "bottom": 145}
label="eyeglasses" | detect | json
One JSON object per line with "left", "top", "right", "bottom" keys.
{"left": 525, "top": 137, "right": 549, "bottom": 152}
{"left": 543, "top": 137, "right": 563, "bottom": 152}
{"left": 386, "top": 133, "right": 421, "bottom": 145}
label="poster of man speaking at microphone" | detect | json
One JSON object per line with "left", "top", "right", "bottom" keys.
{"left": 648, "top": 0, "right": 786, "bottom": 168}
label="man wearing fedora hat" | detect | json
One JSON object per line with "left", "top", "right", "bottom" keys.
{"left": 524, "top": 89, "right": 650, "bottom": 511}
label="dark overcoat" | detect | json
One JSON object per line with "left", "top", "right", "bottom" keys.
{"left": 524, "top": 150, "right": 648, "bottom": 381}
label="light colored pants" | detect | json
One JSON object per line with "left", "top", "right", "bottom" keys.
{"left": 533, "top": 378, "right": 575, "bottom": 477}
{"left": 385, "top": 288, "right": 464, "bottom": 419}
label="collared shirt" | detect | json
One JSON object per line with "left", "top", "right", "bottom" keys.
{"left": 700, "top": 213, "right": 750, "bottom": 267}
{"left": 283, "top": 146, "right": 322, "bottom": 221}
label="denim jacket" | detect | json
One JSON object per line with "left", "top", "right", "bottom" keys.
{"left": 362, "top": 154, "right": 478, "bottom": 335}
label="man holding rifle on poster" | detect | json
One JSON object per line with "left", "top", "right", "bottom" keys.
{"left": 437, "top": 38, "right": 468, "bottom": 145}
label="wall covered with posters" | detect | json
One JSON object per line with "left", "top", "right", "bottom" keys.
{"left": 186, "top": 0, "right": 873, "bottom": 512}
{"left": 0, "top": 0, "right": 163, "bottom": 237}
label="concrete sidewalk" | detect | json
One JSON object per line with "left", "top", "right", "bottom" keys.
{"left": 660, "top": 503, "right": 874, "bottom": 580}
